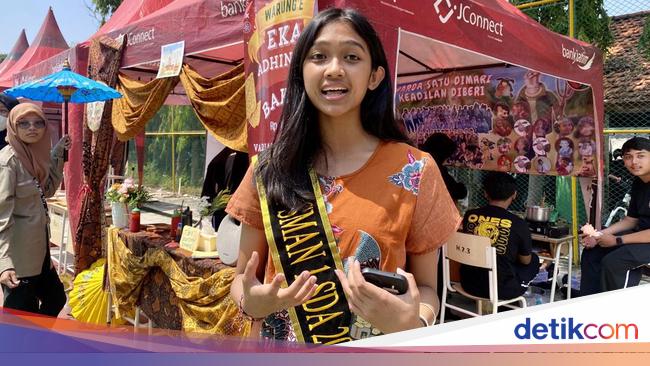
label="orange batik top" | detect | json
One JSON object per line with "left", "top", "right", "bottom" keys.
{"left": 227, "top": 141, "right": 461, "bottom": 283}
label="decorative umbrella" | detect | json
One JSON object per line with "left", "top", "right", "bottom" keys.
{"left": 68, "top": 258, "right": 109, "bottom": 325}
{"left": 5, "top": 59, "right": 121, "bottom": 160}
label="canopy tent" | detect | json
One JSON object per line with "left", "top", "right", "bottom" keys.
{"left": 55, "top": 0, "right": 244, "bottom": 272}
{"left": 0, "top": 30, "right": 29, "bottom": 77}
{"left": 12, "top": 0, "right": 174, "bottom": 86}
{"left": 93, "top": 0, "right": 176, "bottom": 38}
{"left": 101, "top": 0, "right": 245, "bottom": 98}
{"left": 7, "top": 0, "right": 190, "bottom": 273}
{"left": 6, "top": 0, "right": 603, "bottom": 271}
{"left": 240, "top": 0, "right": 603, "bottom": 222}
{"left": 338, "top": 0, "right": 604, "bottom": 225}
{"left": 0, "top": 7, "right": 68, "bottom": 89}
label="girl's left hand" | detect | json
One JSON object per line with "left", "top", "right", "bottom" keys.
{"left": 335, "top": 260, "right": 421, "bottom": 334}
{"left": 54, "top": 135, "right": 72, "bottom": 153}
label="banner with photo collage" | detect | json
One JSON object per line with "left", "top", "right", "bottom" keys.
{"left": 396, "top": 66, "right": 597, "bottom": 177}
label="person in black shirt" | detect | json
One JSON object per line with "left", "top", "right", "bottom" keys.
{"left": 581, "top": 137, "right": 650, "bottom": 294}
{"left": 201, "top": 147, "right": 249, "bottom": 227}
{"left": 420, "top": 133, "right": 467, "bottom": 201}
{"left": 460, "top": 172, "right": 540, "bottom": 299}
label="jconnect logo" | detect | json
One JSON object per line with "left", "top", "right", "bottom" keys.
{"left": 433, "top": 0, "right": 504, "bottom": 37}
{"left": 433, "top": 0, "right": 455, "bottom": 24}
{"left": 514, "top": 318, "right": 639, "bottom": 340}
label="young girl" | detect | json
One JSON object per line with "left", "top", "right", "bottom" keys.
{"left": 226, "top": 8, "right": 460, "bottom": 343}
{"left": 0, "top": 103, "right": 70, "bottom": 316}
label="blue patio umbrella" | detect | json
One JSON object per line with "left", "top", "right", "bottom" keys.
{"left": 5, "top": 59, "right": 121, "bottom": 160}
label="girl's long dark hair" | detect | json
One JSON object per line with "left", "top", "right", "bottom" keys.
{"left": 257, "top": 8, "right": 409, "bottom": 210}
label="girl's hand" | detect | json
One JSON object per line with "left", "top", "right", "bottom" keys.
{"left": 240, "top": 251, "right": 318, "bottom": 319}
{"left": 335, "top": 260, "right": 421, "bottom": 334}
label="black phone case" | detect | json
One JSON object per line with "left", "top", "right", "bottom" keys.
{"left": 361, "top": 268, "right": 408, "bottom": 295}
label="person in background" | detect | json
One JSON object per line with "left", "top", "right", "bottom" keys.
{"left": 460, "top": 172, "right": 540, "bottom": 300}
{"left": 0, "top": 93, "right": 20, "bottom": 150}
{"left": 420, "top": 133, "right": 468, "bottom": 201}
{"left": 0, "top": 103, "right": 71, "bottom": 316}
{"left": 581, "top": 137, "right": 650, "bottom": 294}
{"left": 201, "top": 147, "right": 249, "bottom": 227}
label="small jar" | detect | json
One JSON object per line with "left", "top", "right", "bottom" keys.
{"left": 129, "top": 208, "right": 141, "bottom": 233}
{"left": 170, "top": 209, "right": 181, "bottom": 238}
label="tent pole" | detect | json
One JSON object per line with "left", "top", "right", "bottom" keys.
{"left": 63, "top": 98, "right": 69, "bottom": 162}
{"left": 515, "top": 0, "right": 564, "bottom": 10}
{"left": 568, "top": 0, "right": 580, "bottom": 265}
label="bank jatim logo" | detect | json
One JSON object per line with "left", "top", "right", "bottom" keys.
{"left": 433, "top": 0, "right": 455, "bottom": 24}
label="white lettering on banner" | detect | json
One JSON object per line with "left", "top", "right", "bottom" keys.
{"left": 254, "top": 143, "right": 272, "bottom": 153}
{"left": 266, "top": 23, "right": 302, "bottom": 50}
{"left": 220, "top": 0, "right": 246, "bottom": 17}
{"left": 262, "top": 88, "right": 287, "bottom": 119}
{"left": 258, "top": 52, "right": 293, "bottom": 76}
{"left": 561, "top": 44, "right": 596, "bottom": 71}
{"left": 433, "top": 0, "right": 504, "bottom": 37}
{"left": 126, "top": 28, "right": 156, "bottom": 47}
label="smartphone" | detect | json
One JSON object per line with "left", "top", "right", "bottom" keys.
{"left": 361, "top": 267, "right": 408, "bottom": 295}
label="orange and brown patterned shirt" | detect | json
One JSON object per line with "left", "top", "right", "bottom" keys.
{"left": 226, "top": 141, "right": 461, "bottom": 281}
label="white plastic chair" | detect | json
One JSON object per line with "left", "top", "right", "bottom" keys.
{"left": 440, "top": 232, "right": 527, "bottom": 323}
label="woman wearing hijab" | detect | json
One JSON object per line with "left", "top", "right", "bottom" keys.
{"left": 0, "top": 93, "right": 20, "bottom": 150}
{"left": 0, "top": 103, "right": 70, "bottom": 316}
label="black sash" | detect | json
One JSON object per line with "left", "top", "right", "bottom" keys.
{"left": 254, "top": 157, "right": 352, "bottom": 344}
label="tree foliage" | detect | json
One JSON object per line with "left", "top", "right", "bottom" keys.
{"left": 510, "top": 0, "right": 614, "bottom": 52}
{"left": 638, "top": 16, "right": 650, "bottom": 60}
{"left": 127, "top": 106, "right": 207, "bottom": 195}
{"left": 88, "top": 0, "right": 123, "bottom": 23}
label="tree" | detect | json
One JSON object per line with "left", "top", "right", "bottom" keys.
{"left": 0, "top": 54, "right": 6, "bottom": 63}
{"left": 638, "top": 15, "right": 650, "bottom": 59}
{"left": 87, "top": 0, "right": 123, "bottom": 24}
{"left": 510, "top": 0, "right": 614, "bottom": 52}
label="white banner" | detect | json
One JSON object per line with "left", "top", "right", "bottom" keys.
{"left": 347, "top": 285, "right": 649, "bottom": 346}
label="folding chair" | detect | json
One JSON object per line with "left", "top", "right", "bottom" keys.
{"left": 440, "top": 232, "right": 527, "bottom": 323}
{"left": 624, "top": 263, "right": 650, "bottom": 288}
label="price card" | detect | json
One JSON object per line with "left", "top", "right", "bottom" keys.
{"left": 179, "top": 225, "right": 201, "bottom": 252}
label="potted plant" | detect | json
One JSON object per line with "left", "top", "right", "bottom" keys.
{"left": 105, "top": 178, "right": 151, "bottom": 228}
{"left": 197, "top": 189, "right": 232, "bottom": 232}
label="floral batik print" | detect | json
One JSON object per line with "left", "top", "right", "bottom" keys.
{"left": 388, "top": 151, "right": 426, "bottom": 195}
{"left": 319, "top": 175, "right": 344, "bottom": 238}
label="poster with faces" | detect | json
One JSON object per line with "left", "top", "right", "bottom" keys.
{"left": 396, "top": 66, "right": 597, "bottom": 177}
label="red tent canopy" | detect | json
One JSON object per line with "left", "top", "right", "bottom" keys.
{"left": 9, "top": 0, "right": 181, "bottom": 259}
{"left": 105, "top": 0, "right": 244, "bottom": 78}
{"left": 93, "top": 0, "right": 176, "bottom": 39}
{"left": 12, "top": 0, "right": 174, "bottom": 85}
{"left": 0, "top": 30, "right": 29, "bottom": 77}
{"left": 327, "top": 0, "right": 604, "bottom": 222}
{"left": 0, "top": 7, "right": 68, "bottom": 88}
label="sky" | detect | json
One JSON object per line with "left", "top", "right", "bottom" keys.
{"left": 0, "top": 1, "right": 649, "bottom": 54}
{"left": 0, "top": 1, "right": 100, "bottom": 54}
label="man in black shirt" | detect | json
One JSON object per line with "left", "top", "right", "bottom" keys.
{"left": 581, "top": 137, "right": 650, "bottom": 294}
{"left": 420, "top": 133, "right": 468, "bottom": 201}
{"left": 460, "top": 172, "right": 540, "bottom": 299}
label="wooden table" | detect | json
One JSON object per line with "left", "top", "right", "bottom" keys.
{"left": 115, "top": 228, "right": 230, "bottom": 330}
{"left": 531, "top": 233, "right": 573, "bottom": 302}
